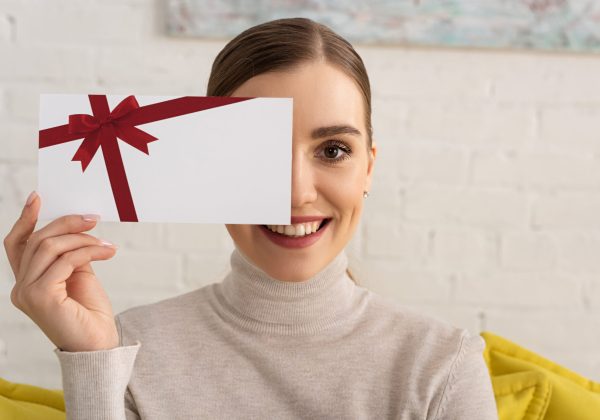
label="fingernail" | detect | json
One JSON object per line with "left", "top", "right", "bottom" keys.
{"left": 82, "top": 214, "right": 101, "bottom": 222}
{"left": 25, "top": 191, "right": 37, "bottom": 207}
{"left": 99, "top": 239, "right": 117, "bottom": 248}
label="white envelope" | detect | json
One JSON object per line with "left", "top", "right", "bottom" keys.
{"left": 38, "top": 94, "right": 292, "bottom": 224}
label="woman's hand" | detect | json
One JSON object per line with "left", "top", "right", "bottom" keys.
{"left": 3, "top": 191, "right": 120, "bottom": 352}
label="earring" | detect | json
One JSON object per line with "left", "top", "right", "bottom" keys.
{"left": 363, "top": 190, "right": 369, "bottom": 198}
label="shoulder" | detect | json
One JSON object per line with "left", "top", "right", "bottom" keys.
{"left": 361, "top": 292, "right": 485, "bottom": 378}
{"left": 361, "top": 289, "right": 478, "bottom": 353}
{"left": 359, "top": 290, "right": 493, "bottom": 413}
{"left": 114, "top": 284, "right": 216, "bottom": 346}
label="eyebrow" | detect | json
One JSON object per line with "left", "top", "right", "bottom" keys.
{"left": 311, "top": 124, "right": 362, "bottom": 139}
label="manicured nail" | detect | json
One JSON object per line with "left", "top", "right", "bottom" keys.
{"left": 82, "top": 214, "right": 101, "bottom": 222}
{"left": 99, "top": 239, "right": 117, "bottom": 248}
{"left": 25, "top": 191, "right": 37, "bottom": 207}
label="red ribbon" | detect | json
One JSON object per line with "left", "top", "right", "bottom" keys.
{"left": 39, "top": 94, "right": 253, "bottom": 222}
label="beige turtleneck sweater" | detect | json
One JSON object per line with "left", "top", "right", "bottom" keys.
{"left": 54, "top": 244, "right": 498, "bottom": 419}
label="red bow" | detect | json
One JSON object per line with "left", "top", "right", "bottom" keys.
{"left": 39, "top": 94, "right": 253, "bottom": 222}
{"left": 67, "top": 95, "right": 158, "bottom": 171}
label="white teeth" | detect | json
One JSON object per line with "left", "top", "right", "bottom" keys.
{"left": 266, "top": 220, "right": 327, "bottom": 237}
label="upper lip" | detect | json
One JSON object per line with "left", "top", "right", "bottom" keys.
{"left": 290, "top": 215, "right": 330, "bottom": 224}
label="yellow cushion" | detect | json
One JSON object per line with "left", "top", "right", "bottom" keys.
{"left": 491, "top": 371, "right": 551, "bottom": 420}
{"left": 481, "top": 331, "right": 600, "bottom": 420}
{"left": 0, "top": 377, "right": 65, "bottom": 420}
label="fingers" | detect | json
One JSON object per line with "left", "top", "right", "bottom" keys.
{"left": 19, "top": 232, "right": 116, "bottom": 289}
{"left": 19, "top": 213, "right": 101, "bottom": 284}
{"left": 3, "top": 191, "right": 41, "bottom": 276}
{"left": 29, "top": 245, "right": 117, "bottom": 294}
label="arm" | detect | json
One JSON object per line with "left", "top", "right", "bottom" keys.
{"left": 54, "top": 341, "right": 141, "bottom": 420}
{"left": 433, "top": 333, "right": 498, "bottom": 420}
{"left": 53, "top": 313, "right": 142, "bottom": 420}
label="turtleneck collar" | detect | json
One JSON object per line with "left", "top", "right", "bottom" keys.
{"left": 216, "top": 243, "right": 357, "bottom": 335}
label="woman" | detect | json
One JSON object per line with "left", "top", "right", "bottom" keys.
{"left": 4, "top": 17, "right": 498, "bottom": 419}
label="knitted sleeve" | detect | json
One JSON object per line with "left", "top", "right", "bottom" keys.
{"left": 53, "top": 314, "right": 141, "bottom": 420}
{"left": 433, "top": 332, "right": 498, "bottom": 420}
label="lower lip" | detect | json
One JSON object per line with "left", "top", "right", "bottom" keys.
{"left": 259, "top": 219, "right": 331, "bottom": 249}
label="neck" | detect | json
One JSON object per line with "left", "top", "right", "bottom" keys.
{"left": 218, "top": 244, "right": 357, "bottom": 335}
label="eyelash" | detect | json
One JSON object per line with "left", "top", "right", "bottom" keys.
{"left": 317, "top": 140, "right": 353, "bottom": 164}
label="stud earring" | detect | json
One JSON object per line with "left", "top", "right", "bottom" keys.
{"left": 363, "top": 191, "right": 369, "bottom": 198}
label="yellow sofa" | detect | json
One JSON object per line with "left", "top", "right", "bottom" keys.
{"left": 0, "top": 376, "right": 65, "bottom": 419}
{"left": 1, "top": 331, "right": 599, "bottom": 419}
{"left": 481, "top": 331, "right": 600, "bottom": 419}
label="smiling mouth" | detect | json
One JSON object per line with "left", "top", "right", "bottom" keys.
{"left": 261, "top": 218, "right": 332, "bottom": 235}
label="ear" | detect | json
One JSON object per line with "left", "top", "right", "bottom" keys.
{"left": 365, "top": 140, "right": 377, "bottom": 192}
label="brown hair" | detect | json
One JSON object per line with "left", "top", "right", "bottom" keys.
{"left": 207, "top": 17, "right": 371, "bottom": 285}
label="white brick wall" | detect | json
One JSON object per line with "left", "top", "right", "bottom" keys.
{"left": 1, "top": 0, "right": 599, "bottom": 389}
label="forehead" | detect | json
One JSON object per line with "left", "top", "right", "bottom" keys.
{"left": 230, "top": 61, "right": 365, "bottom": 137}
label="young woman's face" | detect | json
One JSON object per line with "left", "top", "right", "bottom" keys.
{"left": 225, "top": 60, "right": 377, "bottom": 282}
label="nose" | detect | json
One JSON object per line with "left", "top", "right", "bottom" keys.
{"left": 291, "top": 149, "right": 318, "bottom": 209}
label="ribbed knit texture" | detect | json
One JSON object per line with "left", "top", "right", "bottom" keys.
{"left": 55, "top": 342, "right": 140, "bottom": 420}
{"left": 54, "top": 244, "right": 498, "bottom": 420}
{"left": 218, "top": 244, "right": 356, "bottom": 335}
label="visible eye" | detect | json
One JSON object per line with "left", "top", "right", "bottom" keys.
{"left": 317, "top": 140, "right": 353, "bottom": 165}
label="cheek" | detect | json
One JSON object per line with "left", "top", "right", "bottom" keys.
{"left": 225, "top": 224, "right": 254, "bottom": 244}
{"left": 318, "top": 166, "right": 365, "bottom": 218}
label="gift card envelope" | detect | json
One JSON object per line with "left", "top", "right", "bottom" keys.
{"left": 38, "top": 94, "right": 292, "bottom": 224}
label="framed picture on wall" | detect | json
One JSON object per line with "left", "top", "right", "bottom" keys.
{"left": 166, "top": 0, "right": 600, "bottom": 54}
